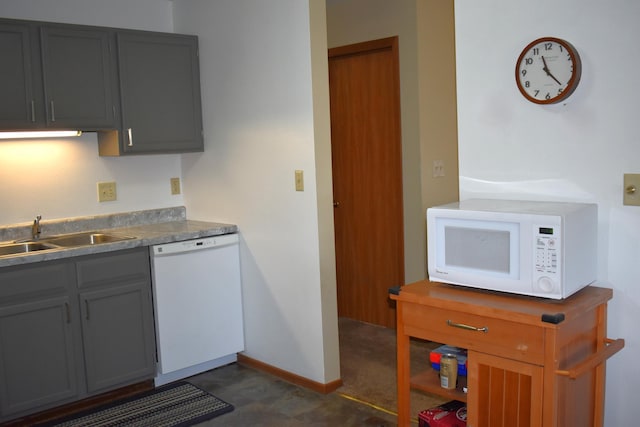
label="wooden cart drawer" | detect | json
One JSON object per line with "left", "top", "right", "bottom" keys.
{"left": 402, "top": 302, "right": 545, "bottom": 364}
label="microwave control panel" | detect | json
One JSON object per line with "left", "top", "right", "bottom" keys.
{"left": 534, "top": 225, "right": 561, "bottom": 291}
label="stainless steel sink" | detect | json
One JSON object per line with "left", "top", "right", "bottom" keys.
{"left": 44, "top": 232, "right": 135, "bottom": 247}
{"left": 0, "top": 242, "right": 59, "bottom": 256}
{"left": 0, "top": 231, "right": 136, "bottom": 258}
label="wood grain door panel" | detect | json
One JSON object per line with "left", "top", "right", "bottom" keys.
{"left": 468, "top": 351, "right": 544, "bottom": 427}
{"left": 329, "top": 37, "right": 404, "bottom": 328}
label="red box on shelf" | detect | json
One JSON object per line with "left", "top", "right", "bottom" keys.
{"left": 418, "top": 400, "right": 467, "bottom": 427}
{"left": 430, "top": 345, "right": 468, "bottom": 376}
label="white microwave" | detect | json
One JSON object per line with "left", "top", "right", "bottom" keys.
{"left": 426, "top": 199, "right": 598, "bottom": 299}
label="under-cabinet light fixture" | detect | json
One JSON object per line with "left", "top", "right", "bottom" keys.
{"left": 0, "top": 130, "right": 82, "bottom": 140}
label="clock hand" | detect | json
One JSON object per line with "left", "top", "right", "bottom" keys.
{"left": 541, "top": 56, "right": 562, "bottom": 85}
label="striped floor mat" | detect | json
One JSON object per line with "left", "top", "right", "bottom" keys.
{"left": 39, "top": 382, "right": 233, "bottom": 427}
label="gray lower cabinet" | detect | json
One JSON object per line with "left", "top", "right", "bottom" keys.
{"left": 0, "top": 261, "right": 79, "bottom": 420}
{"left": 77, "top": 249, "right": 156, "bottom": 394}
{"left": 0, "top": 19, "right": 118, "bottom": 131}
{"left": 0, "top": 248, "right": 156, "bottom": 422}
{"left": 98, "top": 31, "right": 204, "bottom": 155}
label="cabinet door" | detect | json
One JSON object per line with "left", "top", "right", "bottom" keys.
{"left": 76, "top": 248, "right": 155, "bottom": 394}
{"left": 115, "top": 31, "right": 203, "bottom": 154}
{"left": 40, "top": 26, "right": 117, "bottom": 129}
{"left": 467, "top": 351, "right": 544, "bottom": 427}
{"left": 0, "top": 21, "right": 40, "bottom": 129}
{"left": 79, "top": 282, "right": 155, "bottom": 394}
{"left": 0, "top": 297, "right": 78, "bottom": 418}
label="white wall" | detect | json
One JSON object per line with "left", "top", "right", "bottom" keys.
{"left": 0, "top": 0, "right": 173, "bottom": 31}
{"left": 455, "top": 0, "right": 640, "bottom": 424}
{"left": 1, "top": 0, "right": 339, "bottom": 387}
{"left": 0, "top": 0, "right": 183, "bottom": 225}
{"left": 172, "top": 0, "right": 340, "bottom": 384}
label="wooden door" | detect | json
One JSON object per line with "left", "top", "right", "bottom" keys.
{"left": 328, "top": 37, "right": 404, "bottom": 328}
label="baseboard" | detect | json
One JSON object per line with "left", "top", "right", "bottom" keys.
{"left": 237, "top": 354, "right": 343, "bottom": 394}
{"left": 155, "top": 353, "right": 238, "bottom": 386}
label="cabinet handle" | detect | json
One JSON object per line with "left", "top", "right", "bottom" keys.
{"left": 555, "top": 338, "right": 624, "bottom": 379}
{"left": 50, "top": 101, "right": 56, "bottom": 122}
{"left": 447, "top": 319, "right": 488, "bottom": 333}
{"left": 85, "top": 300, "right": 90, "bottom": 320}
{"left": 127, "top": 128, "right": 133, "bottom": 147}
{"left": 31, "top": 100, "right": 36, "bottom": 122}
{"left": 65, "top": 302, "right": 71, "bottom": 323}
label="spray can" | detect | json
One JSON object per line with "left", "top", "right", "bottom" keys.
{"left": 440, "top": 354, "right": 458, "bottom": 390}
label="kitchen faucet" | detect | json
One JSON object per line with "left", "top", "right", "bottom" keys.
{"left": 32, "top": 215, "right": 42, "bottom": 240}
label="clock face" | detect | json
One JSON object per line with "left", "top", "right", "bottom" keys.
{"left": 516, "top": 37, "right": 582, "bottom": 104}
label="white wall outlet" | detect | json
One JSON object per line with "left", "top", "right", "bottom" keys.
{"left": 170, "top": 177, "right": 181, "bottom": 195}
{"left": 433, "top": 160, "right": 445, "bottom": 177}
{"left": 97, "top": 181, "right": 117, "bottom": 202}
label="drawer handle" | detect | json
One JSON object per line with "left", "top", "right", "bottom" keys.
{"left": 447, "top": 319, "right": 488, "bottom": 333}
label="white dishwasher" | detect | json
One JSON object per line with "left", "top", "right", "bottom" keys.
{"left": 150, "top": 233, "right": 244, "bottom": 386}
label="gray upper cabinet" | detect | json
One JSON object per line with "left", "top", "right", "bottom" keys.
{"left": 40, "top": 25, "right": 117, "bottom": 129}
{"left": 0, "top": 19, "right": 117, "bottom": 131}
{"left": 0, "top": 21, "right": 40, "bottom": 129}
{"left": 98, "top": 31, "right": 204, "bottom": 155}
{"left": 1, "top": 18, "right": 203, "bottom": 155}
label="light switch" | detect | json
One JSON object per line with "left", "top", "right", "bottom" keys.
{"left": 295, "top": 170, "right": 304, "bottom": 191}
{"left": 623, "top": 174, "right": 640, "bottom": 206}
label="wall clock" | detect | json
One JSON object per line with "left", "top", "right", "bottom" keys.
{"left": 515, "top": 37, "right": 582, "bottom": 104}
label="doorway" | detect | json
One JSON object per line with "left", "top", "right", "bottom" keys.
{"left": 329, "top": 37, "right": 404, "bottom": 329}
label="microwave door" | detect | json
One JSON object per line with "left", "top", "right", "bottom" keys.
{"left": 434, "top": 218, "right": 520, "bottom": 281}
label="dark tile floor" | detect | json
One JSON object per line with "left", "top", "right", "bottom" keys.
{"left": 186, "top": 363, "right": 398, "bottom": 426}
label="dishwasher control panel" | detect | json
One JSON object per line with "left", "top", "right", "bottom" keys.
{"left": 152, "top": 233, "right": 239, "bottom": 256}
